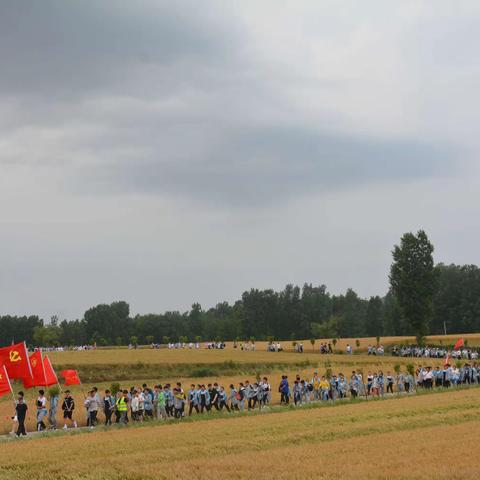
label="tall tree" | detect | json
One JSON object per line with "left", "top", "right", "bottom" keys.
{"left": 389, "top": 230, "right": 436, "bottom": 343}
{"left": 188, "top": 303, "right": 203, "bottom": 338}
{"left": 365, "top": 296, "right": 383, "bottom": 337}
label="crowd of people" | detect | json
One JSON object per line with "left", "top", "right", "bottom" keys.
{"left": 164, "top": 342, "right": 226, "bottom": 350}
{"left": 267, "top": 342, "right": 284, "bottom": 352}
{"left": 10, "top": 361, "right": 480, "bottom": 438}
{"left": 392, "top": 345, "right": 479, "bottom": 360}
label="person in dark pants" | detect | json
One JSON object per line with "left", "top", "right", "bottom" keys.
{"left": 279, "top": 376, "right": 290, "bottom": 405}
{"left": 104, "top": 389, "right": 115, "bottom": 425}
{"left": 188, "top": 384, "right": 199, "bottom": 416}
{"left": 208, "top": 384, "right": 219, "bottom": 411}
{"left": 386, "top": 372, "right": 394, "bottom": 394}
{"left": 15, "top": 392, "right": 28, "bottom": 437}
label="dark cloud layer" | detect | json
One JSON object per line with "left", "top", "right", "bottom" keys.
{"left": 1, "top": 0, "right": 454, "bottom": 209}
{"left": 86, "top": 126, "right": 453, "bottom": 207}
{"left": 0, "top": 0, "right": 239, "bottom": 97}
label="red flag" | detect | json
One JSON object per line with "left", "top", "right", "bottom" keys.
{"left": 0, "top": 365, "right": 13, "bottom": 398}
{"left": 0, "top": 342, "right": 32, "bottom": 381}
{"left": 43, "top": 356, "right": 58, "bottom": 386}
{"left": 23, "top": 350, "right": 47, "bottom": 389}
{"left": 453, "top": 338, "right": 464, "bottom": 350}
{"left": 60, "top": 369, "right": 81, "bottom": 386}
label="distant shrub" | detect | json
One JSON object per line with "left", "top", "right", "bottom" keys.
{"left": 190, "top": 367, "right": 218, "bottom": 377}
{"left": 110, "top": 382, "right": 121, "bottom": 396}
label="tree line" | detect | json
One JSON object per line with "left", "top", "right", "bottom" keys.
{"left": 1, "top": 231, "right": 479, "bottom": 347}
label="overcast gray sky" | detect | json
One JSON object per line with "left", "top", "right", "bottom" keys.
{"left": 1, "top": 0, "right": 479, "bottom": 321}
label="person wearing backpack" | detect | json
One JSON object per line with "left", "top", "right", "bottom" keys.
{"left": 62, "top": 390, "right": 77, "bottom": 429}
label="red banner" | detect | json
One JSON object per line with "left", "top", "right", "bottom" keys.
{"left": 23, "top": 350, "right": 47, "bottom": 389}
{"left": 0, "top": 342, "right": 32, "bottom": 381}
{"left": 43, "top": 355, "right": 58, "bottom": 386}
{"left": 60, "top": 369, "right": 81, "bottom": 386}
{"left": 0, "top": 365, "right": 13, "bottom": 398}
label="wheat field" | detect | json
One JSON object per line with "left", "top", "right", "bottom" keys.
{"left": 0, "top": 387, "right": 478, "bottom": 479}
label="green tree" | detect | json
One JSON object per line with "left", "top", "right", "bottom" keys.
{"left": 33, "top": 324, "right": 61, "bottom": 347}
{"left": 188, "top": 303, "right": 203, "bottom": 337}
{"left": 84, "top": 301, "right": 130, "bottom": 345}
{"left": 390, "top": 230, "right": 436, "bottom": 344}
{"left": 311, "top": 315, "right": 340, "bottom": 338}
{"left": 365, "top": 296, "right": 383, "bottom": 337}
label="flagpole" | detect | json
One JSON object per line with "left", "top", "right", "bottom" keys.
{"left": 24, "top": 341, "right": 33, "bottom": 380}
{"left": 3, "top": 365, "right": 16, "bottom": 406}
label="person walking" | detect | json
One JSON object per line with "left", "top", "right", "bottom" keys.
{"left": 48, "top": 390, "right": 59, "bottom": 430}
{"left": 15, "top": 392, "right": 28, "bottom": 437}
{"left": 188, "top": 384, "right": 199, "bottom": 416}
{"left": 36, "top": 389, "right": 48, "bottom": 431}
{"left": 84, "top": 390, "right": 98, "bottom": 427}
{"left": 62, "top": 390, "right": 77, "bottom": 429}
{"left": 104, "top": 389, "right": 115, "bottom": 425}
{"left": 116, "top": 390, "right": 129, "bottom": 424}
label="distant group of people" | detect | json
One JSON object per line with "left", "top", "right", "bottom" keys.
{"left": 392, "top": 345, "right": 479, "bottom": 360}
{"left": 163, "top": 342, "right": 226, "bottom": 350}
{"left": 267, "top": 342, "right": 284, "bottom": 352}
{"left": 366, "top": 344, "right": 385, "bottom": 355}
{"left": 278, "top": 370, "right": 404, "bottom": 403}
{"left": 319, "top": 343, "right": 334, "bottom": 354}
{"left": 32, "top": 345, "right": 96, "bottom": 352}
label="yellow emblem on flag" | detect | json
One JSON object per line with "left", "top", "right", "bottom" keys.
{"left": 9, "top": 350, "right": 21, "bottom": 363}
{"left": 31, "top": 358, "right": 37, "bottom": 367}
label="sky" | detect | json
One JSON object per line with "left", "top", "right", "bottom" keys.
{"left": 1, "top": 0, "right": 480, "bottom": 321}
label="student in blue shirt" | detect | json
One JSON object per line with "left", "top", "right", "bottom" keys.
{"left": 188, "top": 384, "right": 199, "bottom": 416}
{"left": 197, "top": 385, "right": 210, "bottom": 413}
{"left": 143, "top": 387, "right": 154, "bottom": 419}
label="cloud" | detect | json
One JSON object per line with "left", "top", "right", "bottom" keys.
{"left": 82, "top": 125, "right": 454, "bottom": 207}
{"left": 0, "top": 0, "right": 240, "bottom": 98}
{"left": 0, "top": 1, "right": 477, "bottom": 320}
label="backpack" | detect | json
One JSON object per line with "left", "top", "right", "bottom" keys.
{"left": 235, "top": 392, "right": 242, "bottom": 401}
